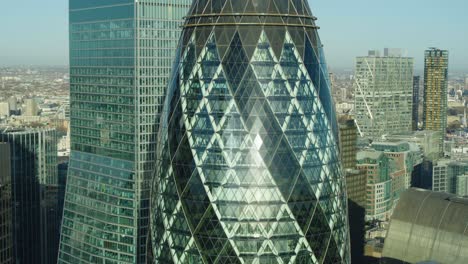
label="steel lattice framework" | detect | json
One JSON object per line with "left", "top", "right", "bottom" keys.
{"left": 151, "top": 1, "right": 350, "bottom": 263}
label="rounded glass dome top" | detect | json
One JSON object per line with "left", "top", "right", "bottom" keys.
{"left": 151, "top": 1, "right": 350, "bottom": 263}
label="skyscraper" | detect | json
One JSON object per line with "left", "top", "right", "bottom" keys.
{"left": 354, "top": 49, "right": 414, "bottom": 139}
{"left": 412, "top": 76, "right": 420, "bottom": 130}
{"left": 0, "top": 143, "right": 13, "bottom": 264}
{"left": 151, "top": 0, "right": 350, "bottom": 263}
{"left": 0, "top": 127, "right": 58, "bottom": 264}
{"left": 58, "top": 1, "right": 191, "bottom": 263}
{"left": 423, "top": 48, "right": 449, "bottom": 157}
{"left": 23, "top": 98, "right": 39, "bottom": 116}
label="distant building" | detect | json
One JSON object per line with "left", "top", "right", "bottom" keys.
{"left": 433, "top": 159, "right": 451, "bottom": 193}
{"left": 433, "top": 159, "right": 468, "bottom": 196}
{"left": 7, "top": 96, "right": 17, "bottom": 113}
{"left": 457, "top": 174, "right": 468, "bottom": 196}
{"left": 372, "top": 141, "right": 423, "bottom": 194}
{"left": 339, "top": 117, "right": 367, "bottom": 207}
{"left": 411, "top": 159, "right": 434, "bottom": 190}
{"left": 354, "top": 49, "right": 414, "bottom": 139}
{"left": 383, "top": 130, "right": 441, "bottom": 161}
{"left": 338, "top": 116, "right": 368, "bottom": 263}
{"left": 382, "top": 188, "right": 468, "bottom": 264}
{"left": 422, "top": 48, "right": 449, "bottom": 157}
{"left": 357, "top": 141, "right": 422, "bottom": 221}
{"left": 339, "top": 117, "right": 359, "bottom": 169}
{"left": 0, "top": 102, "right": 9, "bottom": 117}
{"left": 0, "top": 143, "right": 13, "bottom": 264}
{"left": 357, "top": 151, "right": 392, "bottom": 221}
{"left": 412, "top": 76, "right": 420, "bottom": 130}
{"left": 23, "top": 98, "right": 39, "bottom": 116}
{"left": 0, "top": 127, "right": 58, "bottom": 264}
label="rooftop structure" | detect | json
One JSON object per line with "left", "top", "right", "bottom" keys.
{"left": 382, "top": 188, "right": 468, "bottom": 264}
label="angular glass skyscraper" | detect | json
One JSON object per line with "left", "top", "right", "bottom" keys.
{"left": 59, "top": 1, "right": 191, "bottom": 263}
{"left": 151, "top": 0, "right": 350, "bottom": 263}
{"left": 354, "top": 49, "right": 414, "bottom": 139}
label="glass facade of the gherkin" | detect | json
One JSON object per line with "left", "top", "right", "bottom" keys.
{"left": 151, "top": 0, "right": 350, "bottom": 263}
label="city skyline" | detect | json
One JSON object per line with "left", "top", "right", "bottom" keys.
{"left": 1, "top": 1, "right": 468, "bottom": 263}
{"left": 1, "top": 0, "right": 468, "bottom": 71}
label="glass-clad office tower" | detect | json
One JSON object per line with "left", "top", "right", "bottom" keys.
{"left": 59, "top": 1, "right": 191, "bottom": 263}
{"left": 0, "top": 127, "right": 58, "bottom": 264}
{"left": 151, "top": 0, "right": 350, "bottom": 263}
{"left": 0, "top": 143, "right": 13, "bottom": 264}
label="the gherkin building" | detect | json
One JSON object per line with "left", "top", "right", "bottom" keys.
{"left": 151, "top": 0, "right": 350, "bottom": 263}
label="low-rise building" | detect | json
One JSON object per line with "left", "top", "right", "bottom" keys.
{"left": 433, "top": 159, "right": 468, "bottom": 196}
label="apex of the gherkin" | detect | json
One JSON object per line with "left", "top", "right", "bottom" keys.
{"left": 188, "top": 0, "right": 315, "bottom": 16}
{"left": 185, "top": 0, "right": 317, "bottom": 26}
{"left": 181, "top": 0, "right": 322, "bottom": 64}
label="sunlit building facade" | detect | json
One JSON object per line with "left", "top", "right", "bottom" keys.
{"left": 151, "top": 0, "right": 350, "bottom": 263}
{"left": 423, "top": 48, "right": 449, "bottom": 157}
{"left": 58, "top": 1, "right": 191, "bottom": 263}
{"left": 354, "top": 49, "right": 414, "bottom": 139}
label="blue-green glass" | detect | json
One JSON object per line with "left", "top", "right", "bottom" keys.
{"left": 151, "top": 1, "right": 350, "bottom": 263}
{"left": 59, "top": 1, "right": 191, "bottom": 263}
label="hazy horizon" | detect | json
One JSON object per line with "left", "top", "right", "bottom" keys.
{"left": 1, "top": 0, "right": 467, "bottom": 72}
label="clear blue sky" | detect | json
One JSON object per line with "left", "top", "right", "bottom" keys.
{"left": 1, "top": 0, "right": 467, "bottom": 72}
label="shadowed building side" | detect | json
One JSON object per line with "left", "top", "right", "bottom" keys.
{"left": 0, "top": 143, "right": 13, "bottom": 264}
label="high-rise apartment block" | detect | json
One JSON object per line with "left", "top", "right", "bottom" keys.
{"left": 0, "top": 127, "right": 58, "bottom": 264}
{"left": 151, "top": 0, "right": 350, "bottom": 262}
{"left": 423, "top": 48, "right": 449, "bottom": 157}
{"left": 0, "top": 143, "right": 13, "bottom": 264}
{"left": 412, "top": 76, "right": 420, "bottom": 130}
{"left": 58, "top": 1, "right": 191, "bottom": 263}
{"left": 354, "top": 49, "right": 414, "bottom": 139}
